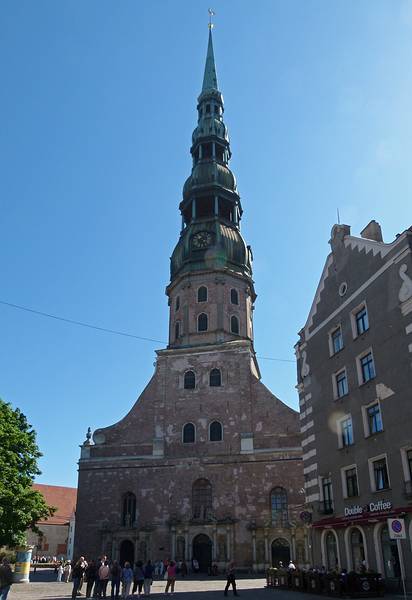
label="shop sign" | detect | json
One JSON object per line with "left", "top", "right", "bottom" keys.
{"left": 388, "top": 518, "right": 406, "bottom": 540}
{"left": 344, "top": 500, "right": 392, "bottom": 517}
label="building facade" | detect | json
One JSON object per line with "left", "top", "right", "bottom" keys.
{"left": 26, "top": 484, "right": 77, "bottom": 560}
{"left": 296, "top": 220, "right": 412, "bottom": 588}
{"left": 74, "top": 29, "right": 306, "bottom": 571}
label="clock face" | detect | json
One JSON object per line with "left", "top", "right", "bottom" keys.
{"left": 192, "top": 231, "right": 213, "bottom": 250}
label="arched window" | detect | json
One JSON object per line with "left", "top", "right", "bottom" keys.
{"left": 350, "top": 528, "right": 365, "bottom": 571}
{"left": 197, "top": 286, "right": 208, "bottom": 302}
{"left": 192, "top": 478, "right": 212, "bottom": 519}
{"left": 230, "top": 315, "right": 239, "bottom": 334}
{"left": 183, "top": 423, "right": 195, "bottom": 444}
{"left": 175, "top": 296, "right": 180, "bottom": 311}
{"left": 270, "top": 487, "right": 288, "bottom": 526}
{"left": 325, "top": 531, "right": 338, "bottom": 570}
{"left": 184, "top": 370, "right": 195, "bottom": 389}
{"left": 209, "top": 421, "right": 223, "bottom": 442}
{"left": 198, "top": 313, "right": 208, "bottom": 332}
{"left": 209, "top": 368, "right": 221, "bottom": 387}
{"left": 175, "top": 321, "right": 180, "bottom": 340}
{"left": 122, "top": 492, "right": 136, "bottom": 527}
{"left": 230, "top": 288, "right": 239, "bottom": 305}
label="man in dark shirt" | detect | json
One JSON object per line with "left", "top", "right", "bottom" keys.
{"left": 0, "top": 559, "right": 13, "bottom": 600}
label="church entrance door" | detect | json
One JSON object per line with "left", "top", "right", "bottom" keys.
{"left": 119, "top": 539, "right": 134, "bottom": 566}
{"left": 192, "top": 534, "right": 212, "bottom": 572}
{"left": 271, "top": 538, "right": 290, "bottom": 567}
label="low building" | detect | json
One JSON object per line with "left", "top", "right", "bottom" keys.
{"left": 26, "top": 484, "right": 77, "bottom": 560}
{"left": 296, "top": 220, "right": 412, "bottom": 589}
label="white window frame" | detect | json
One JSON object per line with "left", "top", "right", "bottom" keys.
{"left": 361, "top": 400, "right": 383, "bottom": 437}
{"left": 341, "top": 464, "right": 359, "bottom": 498}
{"left": 336, "top": 413, "right": 354, "bottom": 449}
{"left": 351, "top": 301, "right": 369, "bottom": 339}
{"left": 368, "top": 453, "right": 390, "bottom": 492}
{"left": 332, "top": 367, "right": 348, "bottom": 399}
{"left": 319, "top": 475, "right": 334, "bottom": 510}
{"left": 400, "top": 446, "right": 412, "bottom": 482}
{"left": 356, "top": 347, "right": 376, "bottom": 385}
{"left": 328, "top": 324, "right": 344, "bottom": 357}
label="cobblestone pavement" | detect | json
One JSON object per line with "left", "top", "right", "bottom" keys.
{"left": 8, "top": 572, "right": 411, "bottom": 600}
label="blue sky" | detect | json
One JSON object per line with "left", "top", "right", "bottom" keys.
{"left": 1, "top": 1, "right": 411, "bottom": 487}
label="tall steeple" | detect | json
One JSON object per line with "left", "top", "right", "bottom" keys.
{"left": 202, "top": 29, "right": 218, "bottom": 92}
{"left": 167, "top": 26, "right": 256, "bottom": 349}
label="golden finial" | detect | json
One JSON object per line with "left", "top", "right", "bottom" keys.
{"left": 208, "top": 8, "right": 215, "bottom": 30}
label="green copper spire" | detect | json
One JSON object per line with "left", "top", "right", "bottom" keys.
{"left": 202, "top": 29, "right": 218, "bottom": 92}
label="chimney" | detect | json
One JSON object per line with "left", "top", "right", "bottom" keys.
{"left": 360, "top": 220, "right": 383, "bottom": 242}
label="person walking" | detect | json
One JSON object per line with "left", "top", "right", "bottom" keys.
{"left": 224, "top": 562, "right": 239, "bottom": 597}
{"left": 98, "top": 560, "right": 110, "bottom": 598}
{"left": 132, "top": 561, "right": 144, "bottom": 596}
{"left": 0, "top": 558, "right": 13, "bottom": 600}
{"left": 85, "top": 560, "right": 98, "bottom": 598}
{"left": 164, "top": 560, "right": 177, "bottom": 595}
{"left": 143, "top": 560, "right": 154, "bottom": 596}
{"left": 64, "top": 561, "right": 72, "bottom": 583}
{"left": 71, "top": 558, "right": 86, "bottom": 600}
{"left": 121, "top": 562, "right": 133, "bottom": 598}
{"left": 57, "top": 562, "right": 64, "bottom": 582}
{"left": 110, "top": 561, "right": 121, "bottom": 599}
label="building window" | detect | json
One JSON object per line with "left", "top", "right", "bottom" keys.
{"left": 197, "top": 286, "right": 208, "bottom": 302}
{"left": 335, "top": 369, "right": 348, "bottom": 398}
{"left": 122, "top": 492, "right": 136, "bottom": 527}
{"left": 270, "top": 487, "right": 288, "bottom": 526}
{"left": 371, "top": 456, "right": 390, "bottom": 491}
{"left": 407, "top": 449, "right": 412, "bottom": 480}
{"left": 325, "top": 532, "right": 338, "bottom": 570}
{"left": 230, "top": 315, "right": 239, "bottom": 334}
{"left": 345, "top": 467, "right": 359, "bottom": 497}
{"left": 209, "top": 421, "right": 223, "bottom": 441}
{"left": 184, "top": 370, "right": 195, "bottom": 389}
{"left": 321, "top": 478, "right": 333, "bottom": 514}
{"left": 230, "top": 288, "right": 239, "bottom": 305}
{"left": 331, "top": 326, "right": 343, "bottom": 354}
{"left": 192, "top": 478, "right": 212, "bottom": 519}
{"left": 209, "top": 368, "right": 221, "bottom": 387}
{"left": 355, "top": 306, "right": 369, "bottom": 336}
{"left": 350, "top": 528, "right": 365, "bottom": 572}
{"left": 183, "top": 423, "right": 195, "bottom": 444}
{"left": 198, "top": 313, "right": 208, "bottom": 332}
{"left": 175, "top": 321, "right": 180, "bottom": 340}
{"left": 360, "top": 351, "right": 375, "bottom": 383}
{"left": 367, "top": 403, "right": 383, "bottom": 435}
{"left": 205, "top": 104, "right": 211, "bottom": 114}
{"left": 340, "top": 417, "right": 354, "bottom": 447}
{"left": 175, "top": 296, "right": 180, "bottom": 311}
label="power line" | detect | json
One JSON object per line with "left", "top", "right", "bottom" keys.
{"left": 0, "top": 299, "right": 296, "bottom": 364}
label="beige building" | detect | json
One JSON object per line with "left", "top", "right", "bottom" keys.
{"left": 27, "top": 484, "right": 77, "bottom": 559}
{"left": 74, "top": 29, "right": 307, "bottom": 571}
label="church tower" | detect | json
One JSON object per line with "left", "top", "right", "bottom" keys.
{"left": 74, "top": 28, "right": 306, "bottom": 572}
{"left": 168, "top": 29, "right": 255, "bottom": 352}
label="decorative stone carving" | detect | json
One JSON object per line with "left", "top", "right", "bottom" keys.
{"left": 300, "top": 351, "right": 310, "bottom": 378}
{"left": 399, "top": 264, "right": 412, "bottom": 302}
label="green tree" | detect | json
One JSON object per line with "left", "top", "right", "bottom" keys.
{"left": 0, "top": 399, "right": 55, "bottom": 547}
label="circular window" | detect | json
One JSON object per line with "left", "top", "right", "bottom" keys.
{"left": 339, "top": 282, "right": 348, "bottom": 297}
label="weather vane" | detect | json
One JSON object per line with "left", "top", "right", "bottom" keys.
{"left": 208, "top": 8, "right": 215, "bottom": 29}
